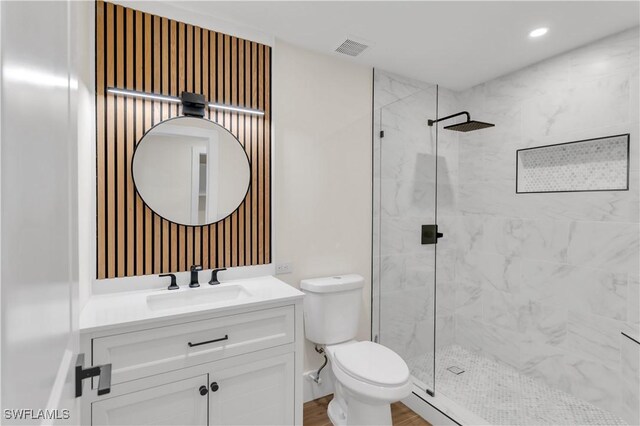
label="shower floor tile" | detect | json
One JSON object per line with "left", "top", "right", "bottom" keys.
{"left": 407, "top": 345, "right": 627, "bottom": 426}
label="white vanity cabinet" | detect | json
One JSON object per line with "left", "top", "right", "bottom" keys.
{"left": 90, "top": 351, "right": 294, "bottom": 426}
{"left": 91, "top": 374, "right": 210, "bottom": 425}
{"left": 208, "top": 352, "right": 294, "bottom": 425}
{"left": 80, "top": 283, "right": 303, "bottom": 426}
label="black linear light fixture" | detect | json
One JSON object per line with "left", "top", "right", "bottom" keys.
{"left": 428, "top": 111, "right": 494, "bottom": 132}
{"left": 106, "top": 87, "right": 265, "bottom": 116}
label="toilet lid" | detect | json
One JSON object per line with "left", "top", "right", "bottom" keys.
{"left": 333, "top": 341, "right": 409, "bottom": 387}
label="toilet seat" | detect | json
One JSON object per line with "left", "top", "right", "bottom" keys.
{"left": 327, "top": 341, "right": 413, "bottom": 404}
{"left": 333, "top": 341, "right": 410, "bottom": 387}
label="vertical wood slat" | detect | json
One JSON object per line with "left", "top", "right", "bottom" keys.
{"left": 265, "top": 47, "right": 271, "bottom": 264}
{"left": 169, "top": 19, "right": 178, "bottom": 273}
{"left": 194, "top": 26, "right": 202, "bottom": 267}
{"left": 185, "top": 23, "right": 194, "bottom": 269}
{"left": 96, "top": 1, "right": 271, "bottom": 278}
{"left": 208, "top": 31, "right": 216, "bottom": 270}
{"left": 224, "top": 35, "right": 232, "bottom": 267}
{"left": 125, "top": 7, "right": 135, "bottom": 277}
{"left": 216, "top": 32, "right": 224, "bottom": 269}
{"left": 143, "top": 11, "right": 153, "bottom": 275}
{"left": 134, "top": 10, "right": 144, "bottom": 277}
{"left": 153, "top": 15, "right": 162, "bottom": 274}
{"left": 201, "top": 29, "right": 209, "bottom": 270}
{"left": 116, "top": 6, "right": 125, "bottom": 277}
{"left": 161, "top": 17, "right": 170, "bottom": 273}
{"left": 231, "top": 38, "right": 238, "bottom": 267}
{"left": 238, "top": 40, "right": 245, "bottom": 266}
{"left": 105, "top": 2, "right": 115, "bottom": 278}
{"left": 258, "top": 44, "right": 264, "bottom": 265}
{"left": 177, "top": 20, "right": 186, "bottom": 274}
{"left": 251, "top": 42, "right": 258, "bottom": 265}
{"left": 244, "top": 41, "right": 252, "bottom": 267}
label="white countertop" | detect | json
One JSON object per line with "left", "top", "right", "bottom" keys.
{"left": 80, "top": 275, "right": 304, "bottom": 334}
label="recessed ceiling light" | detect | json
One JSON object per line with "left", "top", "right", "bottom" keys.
{"left": 529, "top": 27, "right": 548, "bottom": 38}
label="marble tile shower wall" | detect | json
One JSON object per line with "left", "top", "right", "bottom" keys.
{"left": 450, "top": 27, "right": 639, "bottom": 423}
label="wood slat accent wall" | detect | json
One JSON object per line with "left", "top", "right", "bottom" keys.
{"left": 96, "top": 1, "right": 271, "bottom": 279}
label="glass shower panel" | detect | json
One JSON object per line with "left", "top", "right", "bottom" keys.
{"left": 374, "top": 84, "right": 438, "bottom": 394}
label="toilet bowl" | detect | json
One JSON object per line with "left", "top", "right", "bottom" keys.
{"left": 325, "top": 341, "right": 412, "bottom": 425}
{"left": 300, "top": 275, "right": 412, "bottom": 426}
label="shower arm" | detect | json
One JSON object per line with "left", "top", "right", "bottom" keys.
{"left": 427, "top": 111, "right": 470, "bottom": 127}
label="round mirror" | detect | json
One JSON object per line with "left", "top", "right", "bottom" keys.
{"left": 132, "top": 117, "right": 250, "bottom": 226}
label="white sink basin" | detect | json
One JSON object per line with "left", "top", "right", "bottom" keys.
{"left": 147, "top": 285, "right": 252, "bottom": 311}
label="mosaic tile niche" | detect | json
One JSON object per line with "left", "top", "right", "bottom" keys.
{"left": 516, "top": 134, "right": 629, "bottom": 193}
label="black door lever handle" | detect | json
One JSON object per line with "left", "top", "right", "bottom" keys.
{"left": 75, "top": 353, "right": 111, "bottom": 397}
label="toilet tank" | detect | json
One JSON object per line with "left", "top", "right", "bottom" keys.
{"left": 300, "top": 274, "right": 364, "bottom": 345}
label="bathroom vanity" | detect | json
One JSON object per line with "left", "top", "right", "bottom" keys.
{"left": 79, "top": 276, "right": 304, "bottom": 425}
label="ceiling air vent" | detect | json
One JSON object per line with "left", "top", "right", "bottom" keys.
{"left": 335, "top": 39, "right": 369, "bottom": 57}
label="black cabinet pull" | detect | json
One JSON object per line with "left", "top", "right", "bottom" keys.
{"left": 199, "top": 385, "right": 208, "bottom": 396}
{"left": 188, "top": 334, "right": 229, "bottom": 347}
{"left": 210, "top": 382, "right": 219, "bottom": 392}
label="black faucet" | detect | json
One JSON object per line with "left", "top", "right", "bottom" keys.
{"left": 160, "top": 273, "right": 179, "bottom": 290}
{"left": 209, "top": 268, "right": 227, "bottom": 285}
{"left": 190, "top": 265, "right": 202, "bottom": 288}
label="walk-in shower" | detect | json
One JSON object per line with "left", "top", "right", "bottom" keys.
{"left": 372, "top": 28, "right": 640, "bottom": 424}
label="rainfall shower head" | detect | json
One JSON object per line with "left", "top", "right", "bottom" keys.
{"left": 428, "top": 111, "right": 495, "bottom": 133}
{"left": 443, "top": 120, "right": 495, "bottom": 132}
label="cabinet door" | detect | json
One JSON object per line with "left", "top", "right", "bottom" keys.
{"left": 210, "top": 352, "right": 294, "bottom": 425}
{"left": 92, "top": 375, "right": 208, "bottom": 425}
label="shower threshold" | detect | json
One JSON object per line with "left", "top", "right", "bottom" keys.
{"left": 406, "top": 345, "right": 628, "bottom": 426}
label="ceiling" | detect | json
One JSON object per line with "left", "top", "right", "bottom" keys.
{"left": 166, "top": 1, "right": 640, "bottom": 90}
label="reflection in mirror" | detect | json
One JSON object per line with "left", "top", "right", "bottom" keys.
{"left": 132, "top": 117, "right": 250, "bottom": 226}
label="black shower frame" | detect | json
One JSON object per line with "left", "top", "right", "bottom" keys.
{"left": 515, "top": 133, "right": 631, "bottom": 194}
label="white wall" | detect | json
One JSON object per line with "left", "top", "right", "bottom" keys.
{"left": 272, "top": 40, "right": 373, "bottom": 378}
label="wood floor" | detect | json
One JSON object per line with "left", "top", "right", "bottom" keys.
{"left": 303, "top": 395, "right": 432, "bottom": 426}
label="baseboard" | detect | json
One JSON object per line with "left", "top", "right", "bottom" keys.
{"left": 303, "top": 369, "right": 335, "bottom": 403}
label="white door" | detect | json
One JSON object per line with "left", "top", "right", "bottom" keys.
{"left": 209, "top": 353, "right": 295, "bottom": 426}
{"left": 0, "top": 0, "right": 88, "bottom": 423}
{"left": 91, "top": 375, "right": 209, "bottom": 426}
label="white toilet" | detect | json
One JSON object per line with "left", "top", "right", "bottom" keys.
{"left": 300, "top": 274, "right": 412, "bottom": 426}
